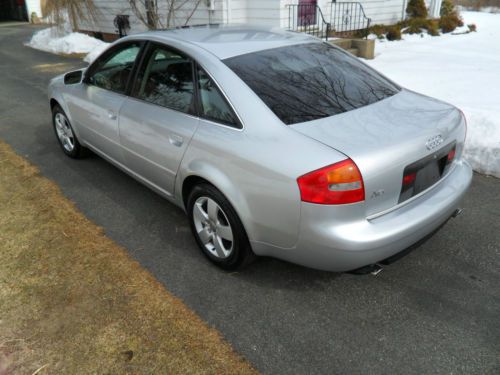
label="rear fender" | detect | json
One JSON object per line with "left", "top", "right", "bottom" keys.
{"left": 176, "top": 159, "right": 256, "bottom": 238}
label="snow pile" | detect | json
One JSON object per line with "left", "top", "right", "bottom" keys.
{"left": 26, "top": 25, "right": 109, "bottom": 62}
{"left": 459, "top": 6, "right": 500, "bottom": 14}
{"left": 365, "top": 11, "right": 500, "bottom": 178}
{"left": 83, "top": 43, "right": 109, "bottom": 63}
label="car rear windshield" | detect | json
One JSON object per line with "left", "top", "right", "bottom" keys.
{"left": 224, "top": 42, "right": 400, "bottom": 125}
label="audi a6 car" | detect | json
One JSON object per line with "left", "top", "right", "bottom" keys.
{"left": 48, "top": 25, "right": 472, "bottom": 272}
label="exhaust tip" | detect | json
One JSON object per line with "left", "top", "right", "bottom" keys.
{"left": 452, "top": 208, "right": 464, "bottom": 218}
{"left": 370, "top": 264, "right": 383, "bottom": 276}
{"left": 349, "top": 263, "right": 383, "bottom": 276}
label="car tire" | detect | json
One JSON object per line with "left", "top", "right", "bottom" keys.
{"left": 187, "top": 183, "right": 256, "bottom": 270}
{"left": 52, "top": 104, "right": 87, "bottom": 158}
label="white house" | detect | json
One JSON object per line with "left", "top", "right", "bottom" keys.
{"left": 77, "top": 0, "right": 443, "bottom": 40}
{"left": 26, "top": 0, "right": 42, "bottom": 18}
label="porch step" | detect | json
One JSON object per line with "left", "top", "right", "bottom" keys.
{"left": 346, "top": 47, "right": 359, "bottom": 56}
{"left": 327, "top": 38, "right": 375, "bottom": 59}
{"left": 329, "top": 38, "right": 359, "bottom": 57}
{"left": 330, "top": 38, "right": 352, "bottom": 50}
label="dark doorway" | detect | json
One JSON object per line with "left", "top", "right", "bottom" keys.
{"left": 298, "top": 0, "right": 317, "bottom": 26}
{"left": 0, "top": 0, "right": 28, "bottom": 22}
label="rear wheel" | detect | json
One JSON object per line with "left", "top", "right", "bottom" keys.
{"left": 187, "top": 183, "right": 255, "bottom": 270}
{"left": 52, "top": 105, "right": 87, "bottom": 158}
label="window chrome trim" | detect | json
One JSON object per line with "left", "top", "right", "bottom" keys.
{"left": 126, "top": 95, "right": 200, "bottom": 121}
{"left": 127, "top": 95, "right": 243, "bottom": 132}
{"left": 199, "top": 116, "right": 245, "bottom": 132}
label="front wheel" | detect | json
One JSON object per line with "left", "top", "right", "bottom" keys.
{"left": 187, "top": 183, "right": 255, "bottom": 270}
{"left": 52, "top": 104, "right": 87, "bottom": 158}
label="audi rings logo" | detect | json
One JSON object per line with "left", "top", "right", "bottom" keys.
{"left": 426, "top": 135, "right": 444, "bottom": 151}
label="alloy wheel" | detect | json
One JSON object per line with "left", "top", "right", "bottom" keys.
{"left": 192, "top": 196, "right": 234, "bottom": 259}
{"left": 54, "top": 112, "right": 75, "bottom": 152}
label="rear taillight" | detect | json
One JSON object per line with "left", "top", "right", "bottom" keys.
{"left": 297, "top": 159, "right": 365, "bottom": 205}
{"left": 447, "top": 147, "right": 456, "bottom": 162}
{"left": 402, "top": 172, "right": 416, "bottom": 186}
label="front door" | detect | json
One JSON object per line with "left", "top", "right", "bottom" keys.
{"left": 118, "top": 43, "right": 199, "bottom": 196}
{"left": 298, "top": 0, "right": 317, "bottom": 26}
{"left": 66, "top": 41, "right": 143, "bottom": 164}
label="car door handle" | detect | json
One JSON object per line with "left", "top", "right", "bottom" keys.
{"left": 107, "top": 110, "right": 117, "bottom": 120}
{"left": 169, "top": 135, "right": 184, "bottom": 147}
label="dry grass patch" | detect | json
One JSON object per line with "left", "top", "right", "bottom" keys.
{"left": 0, "top": 141, "right": 257, "bottom": 375}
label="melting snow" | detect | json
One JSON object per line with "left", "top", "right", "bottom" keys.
{"left": 26, "top": 25, "right": 108, "bottom": 61}
{"left": 365, "top": 11, "right": 500, "bottom": 177}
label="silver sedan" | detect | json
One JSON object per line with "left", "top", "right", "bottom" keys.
{"left": 48, "top": 25, "right": 472, "bottom": 272}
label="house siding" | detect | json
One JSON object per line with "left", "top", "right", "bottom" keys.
{"left": 354, "top": 0, "right": 406, "bottom": 25}
{"left": 26, "top": 0, "right": 42, "bottom": 21}
{"left": 78, "top": 0, "right": 225, "bottom": 36}
{"left": 277, "top": 0, "right": 406, "bottom": 30}
{"left": 228, "top": 0, "right": 247, "bottom": 23}
{"left": 282, "top": 0, "right": 406, "bottom": 26}
{"left": 223, "top": 0, "right": 282, "bottom": 25}
{"left": 78, "top": 0, "right": 408, "bottom": 37}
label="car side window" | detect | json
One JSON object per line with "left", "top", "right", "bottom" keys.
{"left": 87, "top": 42, "right": 141, "bottom": 94}
{"left": 132, "top": 45, "right": 195, "bottom": 114}
{"left": 197, "top": 67, "right": 239, "bottom": 128}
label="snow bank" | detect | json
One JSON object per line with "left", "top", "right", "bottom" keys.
{"left": 365, "top": 11, "right": 500, "bottom": 178}
{"left": 83, "top": 43, "right": 109, "bottom": 63}
{"left": 26, "top": 26, "right": 109, "bottom": 61}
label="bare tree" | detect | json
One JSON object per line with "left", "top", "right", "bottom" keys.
{"left": 44, "top": 0, "right": 99, "bottom": 31}
{"left": 129, "top": 0, "right": 204, "bottom": 29}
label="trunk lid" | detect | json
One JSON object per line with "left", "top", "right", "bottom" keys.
{"left": 290, "top": 89, "right": 466, "bottom": 217}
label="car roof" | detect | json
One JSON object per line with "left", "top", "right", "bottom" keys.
{"left": 132, "top": 24, "right": 321, "bottom": 60}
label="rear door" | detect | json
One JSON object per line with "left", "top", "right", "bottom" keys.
{"left": 118, "top": 43, "right": 200, "bottom": 196}
{"left": 66, "top": 41, "right": 143, "bottom": 163}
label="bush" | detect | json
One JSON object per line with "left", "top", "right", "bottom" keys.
{"left": 427, "top": 20, "right": 440, "bottom": 36}
{"left": 439, "top": 13, "right": 463, "bottom": 33}
{"left": 386, "top": 25, "right": 402, "bottom": 40}
{"left": 468, "top": 23, "right": 477, "bottom": 32}
{"left": 406, "top": 0, "right": 428, "bottom": 18}
{"left": 403, "top": 18, "right": 440, "bottom": 36}
{"left": 363, "top": 23, "right": 403, "bottom": 41}
{"left": 440, "top": 0, "right": 455, "bottom": 16}
{"left": 405, "top": 17, "right": 428, "bottom": 34}
{"left": 439, "top": 0, "right": 464, "bottom": 32}
{"left": 370, "top": 24, "right": 388, "bottom": 38}
{"left": 360, "top": 24, "right": 389, "bottom": 39}
{"left": 368, "top": 25, "right": 389, "bottom": 39}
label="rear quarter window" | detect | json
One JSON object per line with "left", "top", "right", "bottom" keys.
{"left": 224, "top": 42, "right": 400, "bottom": 125}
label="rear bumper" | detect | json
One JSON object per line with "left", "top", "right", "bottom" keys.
{"left": 264, "top": 160, "right": 473, "bottom": 272}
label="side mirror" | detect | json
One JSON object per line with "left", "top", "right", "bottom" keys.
{"left": 64, "top": 70, "right": 84, "bottom": 85}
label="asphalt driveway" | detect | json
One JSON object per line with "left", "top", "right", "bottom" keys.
{"left": 1, "top": 23, "right": 499, "bottom": 374}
